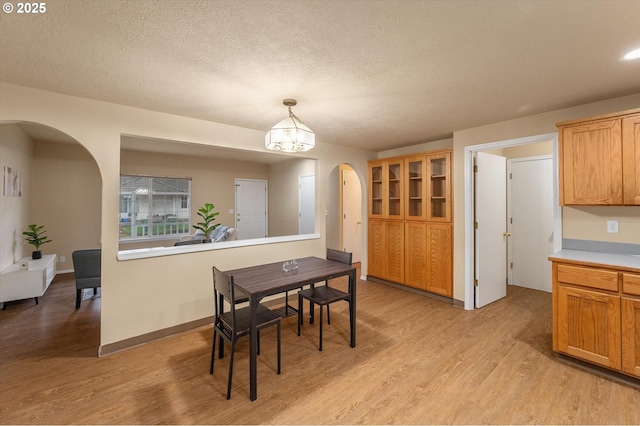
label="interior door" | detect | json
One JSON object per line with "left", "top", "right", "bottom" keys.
{"left": 342, "top": 167, "right": 362, "bottom": 262}
{"left": 298, "top": 175, "right": 315, "bottom": 234}
{"left": 475, "top": 151, "right": 507, "bottom": 308}
{"left": 235, "top": 179, "right": 267, "bottom": 239}
{"left": 508, "top": 156, "right": 553, "bottom": 292}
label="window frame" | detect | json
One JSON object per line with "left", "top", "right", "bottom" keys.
{"left": 119, "top": 175, "right": 192, "bottom": 242}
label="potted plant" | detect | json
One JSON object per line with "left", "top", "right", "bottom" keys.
{"left": 22, "top": 224, "right": 52, "bottom": 259}
{"left": 192, "top": 203, "right": 220, "bottom": 242}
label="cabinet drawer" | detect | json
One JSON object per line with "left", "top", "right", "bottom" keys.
{"left": 623, "top": 273, "right": 640, "bottom": 296}
{"left": 557, "top": 264, "right": 618, "bottom": 292}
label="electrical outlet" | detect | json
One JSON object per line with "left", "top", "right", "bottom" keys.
{"left": 607, "top": 220, "right": 619, "bottom": 234}
{"left": 59, "top": 255, "right": 66, "bottom": 263}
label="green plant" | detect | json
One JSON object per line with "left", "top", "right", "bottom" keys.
{"left": 22, "top": 224, "right": 52, "bottom": 251}
{"left": 192, "top": 203, "right": 220, "bottom": 237}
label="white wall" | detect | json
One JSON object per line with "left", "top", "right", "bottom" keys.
{"left": 0, "top": 124, "right": 33, "bottom": 269}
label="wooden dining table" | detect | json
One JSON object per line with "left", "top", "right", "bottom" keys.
{"left": 225, "top": 256, "right": 357, "bottom": 401}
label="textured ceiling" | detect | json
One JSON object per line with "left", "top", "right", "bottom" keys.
{"left": 1, "top": 0, "right": 639, "bottom": 151}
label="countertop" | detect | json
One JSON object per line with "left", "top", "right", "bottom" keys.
{"left": 549, "top": 249, "right": 640, "bottom": 273}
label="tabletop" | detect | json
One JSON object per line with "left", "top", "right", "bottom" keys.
{"left": 226, "top": 256, "right": 356, "bottom": 298}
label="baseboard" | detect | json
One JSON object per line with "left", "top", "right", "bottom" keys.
{"left": 97, "top": 294, "right": 291, "bottom": 357}
{"left": 555, "top": 353, "right": 640, "bottom": 390}
{"left": 366, "top": 275, "right": 455, "bottom": 305}
{"left": 99, "top": 316, "right": 214, "bottom": 357}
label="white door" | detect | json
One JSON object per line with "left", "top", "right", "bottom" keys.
{"left": 508, "top": 156, "right": 554, "bottom": 292}
{"left": 299, "top": 175, "right": 315, "bottom": 234}
{"left": 342, "top": 167, "right": 362, "bottom": 263}
{"left": 475, "top": 151, "right": 508, "bottom": 308}
{"left": 235, "top": 179, "right": 267, "bottom": 239}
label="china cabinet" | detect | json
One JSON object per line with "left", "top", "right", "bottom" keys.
{"left": 368, "top": 149, "right": 452, "bottom": 297}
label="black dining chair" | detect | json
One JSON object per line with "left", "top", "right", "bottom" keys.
{"left": 210, "top": 266, "right": 281, "bottom": 399}
{"left": 297, "top": 249, "right": 353, "bottom": 351}
{"left": 72, "top": 249, "right": 101, "bottom": 309}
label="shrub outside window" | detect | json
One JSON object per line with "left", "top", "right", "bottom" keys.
{"left": 119, "top": 176, "right": 191, "bottom": 240}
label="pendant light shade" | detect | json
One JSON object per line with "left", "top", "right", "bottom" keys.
{"left": 265, "top": 99, "right": 315, "bottom": 152}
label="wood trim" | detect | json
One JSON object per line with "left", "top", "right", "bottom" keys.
{"left": 99, "top": 316, "right": 214, "bottom": 356}
{"left": 556, "top": 107, "right": 640, "bottom": 128}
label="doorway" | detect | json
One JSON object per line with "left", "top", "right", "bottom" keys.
{"left": 464, "top": 133, "right": 561, "bottom": 310}
{"left": 340, "top": 165, "right": 363, "bottom": 263}
{"left": 508, "top": 156, "right": 554, "bottom": 292}
{"left": 234, "top": 178, "right": 267, "bottom": 239}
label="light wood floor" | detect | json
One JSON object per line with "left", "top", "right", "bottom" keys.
{"left": 1, "top": 269, "right": 639, "bottom": 425}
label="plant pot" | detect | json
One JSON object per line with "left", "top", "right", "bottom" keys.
{"left": 32, "top": 250, "right": 42, "bottom": 260}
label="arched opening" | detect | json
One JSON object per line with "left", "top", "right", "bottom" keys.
{"left": 0, "top": 121, "right": 103, "bottom": 355}
{"left": 326, "top": 163, "right": 365, "bottom": 267}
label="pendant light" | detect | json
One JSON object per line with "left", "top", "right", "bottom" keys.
{"left": 265, "top": 99, "right": 315, "bottom": 152}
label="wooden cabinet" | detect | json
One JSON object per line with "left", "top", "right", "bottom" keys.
{"left": 368, "top": 149, "right": 452, "bottom": 298}
{"left": 404, "top": 151, "right": 452, "bottom": 222}
{"left": 557, "top": 108, "right": 640, "bottom": 205}
{"left": 368, "top": 158, "right": 403, "bottom": 219}
{"left": 551, "top": 261, "right": 640, "bottom": 379}
{"left": 622, "top": 273, "right": 640, "bottom": 377}
{"left": 622, "top": 114, "right": 640, "bottom": 205}
{"left": 368, "top": 219, "right": 404, "bottom": 283}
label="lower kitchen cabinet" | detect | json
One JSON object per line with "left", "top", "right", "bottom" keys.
{"left": 622, "top": 272, "right": 640, "bottom": 377}
{"left": 551, "top": 260, "right": 640, "bottom": 379}
{"left": 556, "top": 284, "right": 621, "bottom": 370}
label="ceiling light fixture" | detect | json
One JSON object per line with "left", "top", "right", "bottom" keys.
{"left": 265, "top": 99, "right": 315, "bottom": 152}
{"left": 621, "top": 47, "right": 640, "bottom": 61}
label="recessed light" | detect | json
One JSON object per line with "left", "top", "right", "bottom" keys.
{"left": 621, "top": 48, "right": 640, "bottom": 61}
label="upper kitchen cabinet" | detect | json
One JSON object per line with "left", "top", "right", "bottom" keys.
{"left": 368, "top": 158, "right": 404, "bottom": 219}
{"left": 557, "top": 108, "right": 640, "bottom": 206}
{"left": 622, "top": 114, "right": 640, "bottom": 205}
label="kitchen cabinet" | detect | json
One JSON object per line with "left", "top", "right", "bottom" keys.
{"left": 557, "top": 108, "right": 640, "bottom": 205}
{"left": 622, "top": 273, "right": 640, "bottom": 377}
{"left": 368, "top": 149, "right": 452, "bottom": 297}
{"left": 622, "top": 114, "right": 640, "bottom": 205}
{"left": 551, "top": 258, "right": 640, "bottom": 379}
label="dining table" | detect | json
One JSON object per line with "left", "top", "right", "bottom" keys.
{"left": 225, "top": 256, "right": 357, "bottom": 401}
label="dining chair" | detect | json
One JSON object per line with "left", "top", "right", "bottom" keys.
{"left": 72, "top": 249, "right": 101, "bottom": 309}
{"left": 297, "top": 249, "right": 352, "bottom": 351}
{"left": 210, "top": 266, "right": 281, "bottom": 399}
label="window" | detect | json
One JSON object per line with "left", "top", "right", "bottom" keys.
{"left": 119, "top": 176, "right": 191, "bottom": 240}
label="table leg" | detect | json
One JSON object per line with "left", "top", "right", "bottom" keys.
{"left": 249, "top": 295, "right": 258, "bottom": 401}
{"left": 349, "top": 270, "right": 356, "bottom": 348}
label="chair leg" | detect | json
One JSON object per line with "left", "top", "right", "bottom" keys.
{"left": 319, "top": 305, "right": 323, "bottom": 351}
{"left": 210, "top": 329, "right": 217, "bottom": 374}
{"left": 277, "top": 321, "right": 281, "bottom": 374}
{"left": 227, "top": 343, "right": 235, "bottom": 400}
{"left": 297, "top": 293, "right": 303, "bottom": 336}
{"left": 218, "top": 334, "right": 225, "bottom": 359}
{"left": 76, "top": 289, "right": 82, "bottom": 309}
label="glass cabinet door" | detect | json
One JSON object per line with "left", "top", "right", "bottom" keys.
{"left": 387, "top": 160, "right": 403, "bottom": 218}
{"left": 369, "top": 163, "right": 384, "bottom": 217}
{"left": 405, "top": 156, "right": 426, "bottom": 220}
{"left": 427, "top": 152, "right": 451, "bottom": 222}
